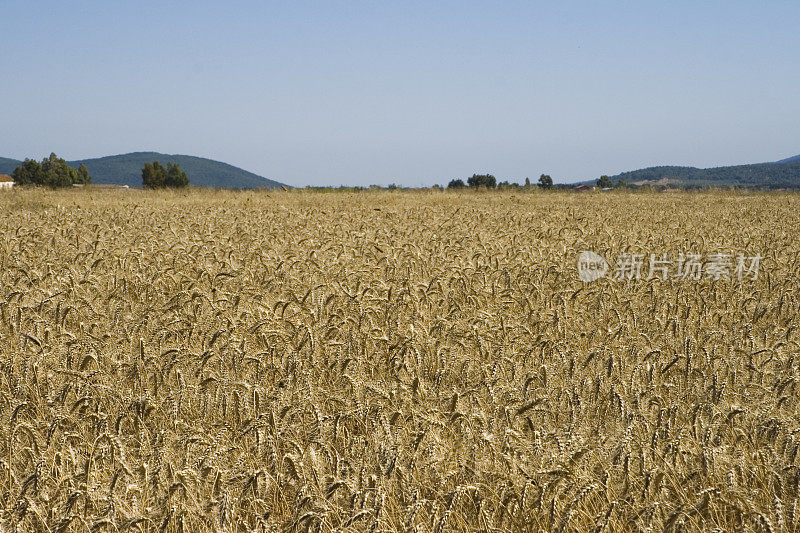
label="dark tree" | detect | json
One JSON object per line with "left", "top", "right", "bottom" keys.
{"left": 166, "top": 163, "right": 189, "bottom": 188}
{"left": 77, "top": 164, "right": 91, "bottom": 184}
{"left": 538, "top": 174, "right": 553, "bottom": 189}
{"left": 11, "top": 153, "right": 91, "bottom": 188}
{"left": 142, "top": 161, "right": 166, "bottom": 188}
{"left": 11, "top": 159, "right": 43, "bottom": 185}
{"left": 447, "top": 178, "right": 466, "bottom": 189}
{"left": 467, "top": 174, "right": 496, "bottom": 188}
{"left": 143, "top": 161, "right": 190, "bottom": 188}
{"left": 597, "top": 175, "right": 613, "bottom": 188}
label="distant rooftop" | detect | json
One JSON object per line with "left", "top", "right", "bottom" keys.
{"left": 0, "top": 174, "right": 13, "bottom": 182}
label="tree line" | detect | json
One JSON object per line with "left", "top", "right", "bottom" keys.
{"left": 12, "top": 153, "right": 91, "bottom": 187}
{"left": 10, "top": 155, "right": 190, "bottom": 188}
{"left": 10, "top": 155, "right": 626, "bottom": 191}
{"left": 444, "top": 173, "right": 624, "bottom": 190}
{"left": 447, "top": 174, "right": 554, "bottom": 189}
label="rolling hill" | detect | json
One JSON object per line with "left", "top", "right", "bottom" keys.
{"left": 0, "top": 152, "right": 286, "bottom": 188}
{"left": 584, "top": 155, "right": 800, "bottom": 189}
{"left": 0, "top": 157, "right": 20, "bottom": 176}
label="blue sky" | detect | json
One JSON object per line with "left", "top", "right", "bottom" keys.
{"left": 1, "top": 1, "right": 798, "bottom": 186}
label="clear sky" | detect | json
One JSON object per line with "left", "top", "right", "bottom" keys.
{"left": 1, "top": 1, "right": 798, "bottom": 187}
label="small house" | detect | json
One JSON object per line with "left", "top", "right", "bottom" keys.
{"left": 0, "top": 175, "right": 14, "bottom": 189}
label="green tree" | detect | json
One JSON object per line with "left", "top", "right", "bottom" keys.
{"left": 525, "top": 177, "right": 531, "bottom": 188}
{"left": 143, "top": 161, "right": 190, "bottom": 188}
{"left": 11, "top": 158, "right": 42, "bottom": 185}
{"left": 166, "top": 163, "right": 189, "bottom": 188}
{"left": 597, "top": 175, "right": 613, "bottom": 188}
{"left": 538, "top": 174, "right": 553, "bottom": 189}
{"left": 11, "top": 153, "right": 91, "bottom": 188}
{"left": 77, "top": 164, "right": 91, "bottom": 184}
{"left": 467, "top": 174, "right": 496, "bottom": 188}
{"left": 447, "top": 178, "right": 466, "bottom": 189}
{"left": 142, "top": 161, "right": 166, "bottom": 188}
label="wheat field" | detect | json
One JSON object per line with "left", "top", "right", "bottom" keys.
{"left": 1, "top": 188, "right": 799, "bottom": 532}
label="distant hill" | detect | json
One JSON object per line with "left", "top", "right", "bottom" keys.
{"left": 0, "top": 157, "right": 20, "bottom": 176}
{"left": 0, "top": 152, "right": 286, "bottom": 188}
{"left": 583, "top": 155, "right": 800, "bottom": 189}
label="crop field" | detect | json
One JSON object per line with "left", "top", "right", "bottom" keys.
{"left": 1, "top": 188, "right": 800, "bottom": 532}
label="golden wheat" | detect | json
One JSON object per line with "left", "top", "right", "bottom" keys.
{"left": 0, "top": 187, "right": 798, "bottom": 532}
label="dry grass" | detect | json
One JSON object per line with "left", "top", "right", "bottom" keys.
{"left": 0, "top": 187, "right": 799, "bottom": 532}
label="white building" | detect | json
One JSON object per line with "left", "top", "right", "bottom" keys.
{"left": 0, "top": 175, "right": 14, "bottom": 189}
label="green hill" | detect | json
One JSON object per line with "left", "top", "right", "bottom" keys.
{"left": 582, "top": 155, "right": 800, "bottom": 189}
{"left": 0, "top": 152, "right": 286, "bottom": 188}
{"left": 0, "top": 157, "right": 21, "bottom": 176}
{"left": 71, "top": 152, "right": 285, "bottom": 188}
